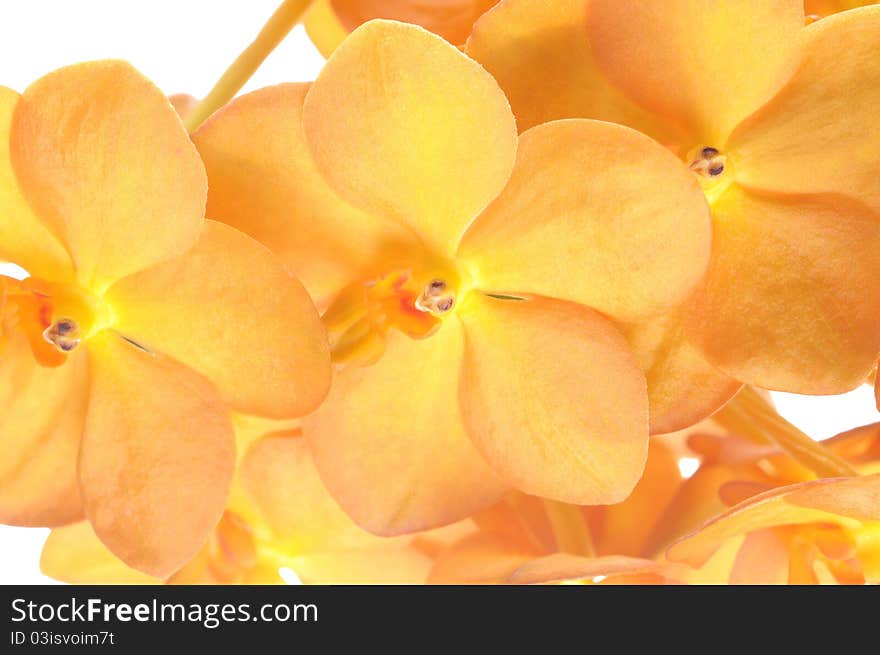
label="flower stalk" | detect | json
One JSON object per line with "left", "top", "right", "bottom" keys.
{"left": 543, "top": 499, "right": 595, "bottom": 558}
{"left": 714, "top": 386, "right": 858, "bottom": 479}
{"left": 184, "top": 0, "right": 314, "bottom": 133}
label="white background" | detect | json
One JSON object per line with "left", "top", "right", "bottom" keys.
{"left": 1, "top": 0, "right": 878, "bottom": 584}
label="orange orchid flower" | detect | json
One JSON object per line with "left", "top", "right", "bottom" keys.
{"left": 680, "top": 416, "right": 880, "bottom": 498}
{"left": 41, "top": 418, "right": 468, "bottom": 585}
{"left": 0, "top": 61, "right": 330, "bottom": 578}
{"left": 428, "top": 441, "right": 689, "bottom": 584}
{"left": 669, "top": 474, "right": 880, "bottom": 585}
{"left": 193, "top": 19, "right": 713, "bottom": 536}
{"left": 467, "top": 0, "right": 880, "bottom": 401}
{"left": 639, "top": 405, "right": 873, "bottom": 556}
{"left": 659, "top": 422, "right": 880, "bottom": 583}
{"left": 304, "top": 0, "right": 498, "bottom": 55}
{"left": 428, "top": 423, "right": 880, "bottom": 584}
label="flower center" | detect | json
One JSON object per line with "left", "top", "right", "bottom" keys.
{"left": 42, "top": 317, "right": 81, "bottom": 353}
{"left": 323, "top": 264, "right": 465, "bottom": 367}
{"left": 0, "top": 275, "right": 110, "bottom": 365}
{"left": 688, "top": 146, "right": 727, "bottom": 179}
{"left": 686, "top": 145, "right": 735, "bottom": 204}
{"left": 414, "top": 278, "right": 456, "bottom": 316}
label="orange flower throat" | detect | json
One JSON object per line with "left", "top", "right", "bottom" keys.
{"left": 0, "top": 275, "right": 110, "bottom": 367}
{"left": 322, "top": 266, "right": 463, "bottom": 367}
{"left": 685, "top": 144, "right": 735, "bottom": 204}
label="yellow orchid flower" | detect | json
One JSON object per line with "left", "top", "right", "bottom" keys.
{"left": 193, "top": 19, "right": 713, "bottom": 536}
{"left": 0, "top": 61, "right": 330, "bottom": 578}
{"left": 304, "top": 0, "right": 498, "bottom": 56}
{"left": 41, "top": 420, "right": 469, "bottom": 585}
{"left": 467, "top": 0, "right": 880, "bottom": 401}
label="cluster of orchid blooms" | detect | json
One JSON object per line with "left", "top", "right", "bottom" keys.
{"left": 1, "top": 0, "right": 879, "bottom": 586}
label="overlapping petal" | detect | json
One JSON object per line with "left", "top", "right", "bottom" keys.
{"left": 106, "top": 220, "right": 331, "bottom": 418}
{"left": 0, "top": 332, "right": 87, "bottom": 526}
{"left": 193, "top": 83, "right": 419, "bottom": 307}
{"left": 593, "top": 440, "right": 681, "bottom": 557}
{"left": 825, "top": 422, "right": 880, "bottom": 471}
{"left": 685, "top": 187, "right": 880, "bottom": 393}
{"left": 41, "top": 522, "right": 158, "bottom": 584}
{"left": 729, "top": 7, "right": 880, "bottom": 212}
{"left": 471, "top": 495, "right": 554, "bottom": 553}
{"left": 726, "top": 530, "right": 791, "bottom": 585}
{"left": 787, "top": 473, "right": 880, "bottom": 519}
{"left": 290, "top": 546, "right": 433, "bottom": 584}
{"left": 466, "top": 0, "right": 676, "bottom": 139}
{"left": 429, "top": 533, "right": 670, "bottom": 584}
{"left": 507, "top": 553, "right": 665, "bottom": 585}
{"left": 304, "top": 323, "right": 509, "bottom": 535}
{"left": 427, "top": 532, "right": 538, "bottom": 584}
{"left": 667, "top": 476, "right": 880, "bottom": 568}
{"left": 307, "top": 1, "right": 499, "bottom": 58}
{"left": 79, "top": 332, "right": 235, "bottom": 578}
{"left": 459, "top": 119, "right": 711, "bottom": 321}
{"left": 331, "top": 0, "right": 497, "bottom": 47}
{"left": 166, "top": 511, "right": 262, "bottom": 585}
{"left": 239, "top": 431, "right": 372, "bottom": 551}
{"left": 9, "top": 60, "right": 206, "bottom": 291}
{"left": 302, "top": 20, "right": 517, "bottom": 256}
{"left": 168, "top": 93, "right": 198, "bottom": 119}
{"left": 0, "top": 87, "right": 73, "bottom": 282}
{"left": 618, "top": 310, "right": 741, "bottom": 435}
{"left": 642, "top": 465, "right": 735, "bottom": 559}
{"left": 458, "top": 294, "right": 648, "bottom": 504}
{"left": 587, "top": 0, "right": 804, "bottom": 144}
{"left": 857, "top": 523, "right": 880, "bottom": 582}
